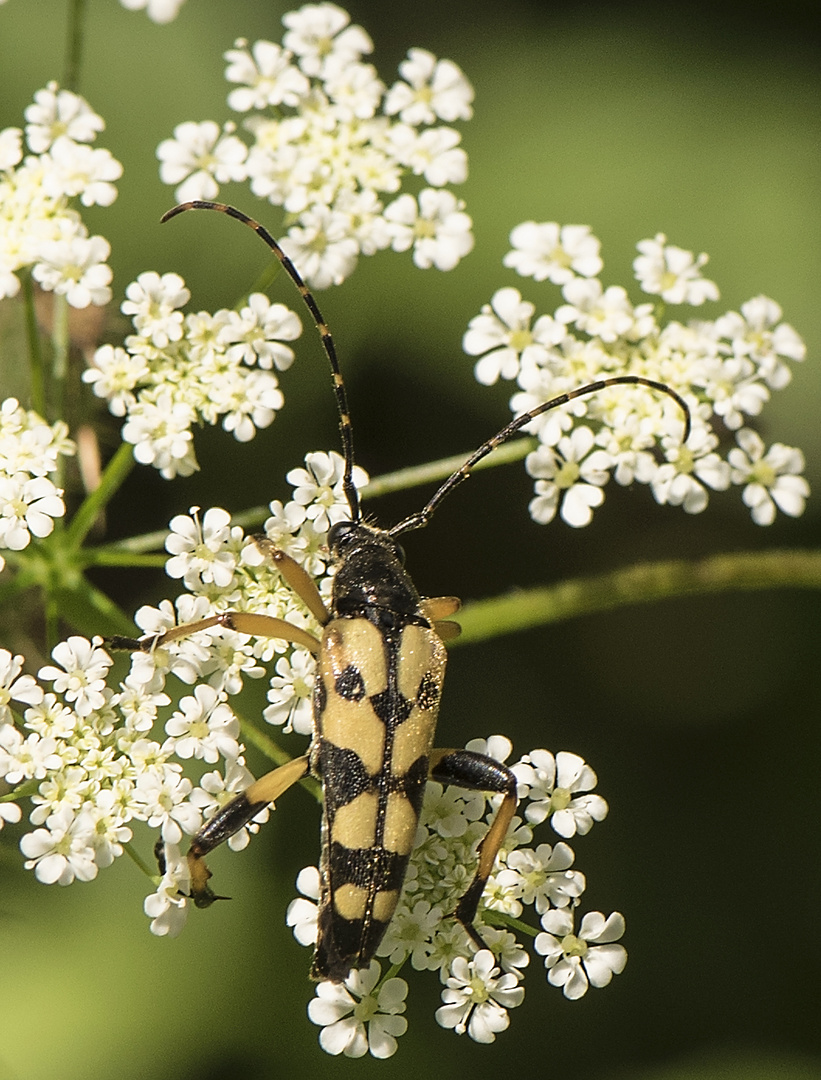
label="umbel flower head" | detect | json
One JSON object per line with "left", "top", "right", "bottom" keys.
{"left": 0, "top": 455, "right": 624, "bottom": 1057}
{"left": 465, "top": 224, "right": 808, "bottom": 528}
{"left": 156, "top": 2, "right": 474, "bottom": 288}
{"left": 0, "top": 83, "right": 121, "bottom": 306}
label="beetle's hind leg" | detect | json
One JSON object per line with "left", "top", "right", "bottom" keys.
{"left": 428, "top": 748, "right": 518, "bottom": 949}
{"left": 180, "top": 754, "right": 312, "bottom": 907}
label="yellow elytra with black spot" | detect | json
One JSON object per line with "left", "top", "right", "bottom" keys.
{"left": 137, "top": 200, "right": 692, "bottom": 983}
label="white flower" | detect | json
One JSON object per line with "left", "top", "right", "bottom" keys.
{"left": 385, "top": 48, "right": 474, "bottom": 124}
{"left": 535, "top": 909, "right": 627, "bottom": 999}
{"left": 0, "top": 648, "right": 44, "bottom": 726}
{"left": 82, "top": 345, "right": 148, "bottom": 416}
{"left": 121, "top": 271, "right": 190, "bottom": 347}
{"left": 555, "top": 279, "right": 636, "bottom": 343}
{"left": 716, "top": 295, "right": 806, "bottom": 390}
{"left": 0, "top": 473, "right": 66, "bottom": 550}
{"left": 263, "top": 650, "right": 316, "bottom": 735}
{"left": 224, "top": 39, "right": 310, "bottom": 112}
{"left": 165, "top": 685, "right": 240, "bottom": 763}
{"left": 634, "top": 233, "right": 719, "bottom": 305}
{"left": 0, "top": 126, "right": 23, "bottom": 169}
{"left": 31, "top": 233, "right": 112, "bottom": 308}
{"left": 526, "top": 427, "right": 611, "bottom": 528}
{"left": 119, "top": 0, "right": 187, "bottom": 24}
{"left": 435, "top": 950, "right": 524, "bottom": 1043}
{"left": 728, "top": 428, "right": 809, "bottom": 525}
{"left": 20, "top": 807, "right": 98, "bottom": 885}
{"left": 24, "top": 83, "right": 105, "bottom": 152}
{"left": 499, "top": 841, "right": 585, "bottom": 913}
{"left": 388, "top": 124, "right": 467, "bottom": 187}
{"left": 38, "top": 637, "right": 112, "bottom": 717}
{"left": 145, "top": 843, "right": 190, "bottom": 936}
{"left": 652, "top": 425, "right": 731, "bottom": 515}
{"left": 157, "top": 120, "right": 248, "bottom": 202}
{"left": 165, "top": 506, "right": 238, "bottom": 589}
{"left": 286, "top": 865, "right": 320, "bottom": 945}
{"left": 41, "top": 136, "right": 122, "bottom": 206}
{"left": 132, "top": 766, "right": 202, "bottom": 842}
{"left": 286, "top": 450, "right": 368, "bottom": 533}
{"left": 463, "top": 287, "right": 564, "bottom": 386}
{"left": 513, "top": 749, "right": 608, "bottom": 836}
{"left": 223, "top": 293, "right": 301, "bottom": 371}
{"left": 308, "top": 961, "right": 408, "bottom": 1059}
{"left": 120, "top": 392, "right": 197, "bottom": 479}
{"left": 282, "top": 3, "right": 373, "bottom": 79}
{"left": 383, "top": 188, "right": 473, "bottom": 271}
{"left": 0, "top": 802, "right": 22, "bottom": 830}
{"left": 281, "top": 206, "right": 360, "bottom": 289}
{"left": 503, "top": 221, "right": 603, "bottom": 284}
{"left": 377, "top": 898, "right": 444, "bottom": 968}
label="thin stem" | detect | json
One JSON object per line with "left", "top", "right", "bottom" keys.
{"left": 50, "top": 294, "right": 69, "bottom": 443}
{"left": 361, "top": 438, "right": 536, "bottom": 501}
{"left": 21, "top": 272, "right": 46, "bottom": 416}
{"left": 123, "top": 841, "right": 159, "bottom": 881}
{"left": 63, "top": 0, "right": 88, "bottom": 93}
{"left": 65, "top": 441, "right": 136, "bottom": 548}
{"left": 453, "top": 548, "right": 821, "bottom": 645}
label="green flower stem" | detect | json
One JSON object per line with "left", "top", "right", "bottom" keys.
{"left": 123, "top": 840, "right": 159, "bottom": 882}
{"left": 453, "top": 548, "right": 821, "bottom": 645}
{"left": 50, "top": 293, "right": 69, "bottom": 436}
{"left": 65, "top": 441, "right": 136, "bottom": 548}
{"left": 360, "top": 437, "right": 537, "bottom": 501}
{"left": 21, "top": 272, "right": 46, "bottom": 417}
{"left": 63, "top": 0, "right": 88, "bottom": 93}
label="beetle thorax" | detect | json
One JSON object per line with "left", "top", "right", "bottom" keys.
{"left": 328, "top": 521, "right": 421, "bottom": 622}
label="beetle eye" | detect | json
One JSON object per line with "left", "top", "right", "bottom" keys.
{"left": 327, "top": 521, "right": 355, "bottom": 551}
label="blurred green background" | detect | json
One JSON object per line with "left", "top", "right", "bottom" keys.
{"left": 1, "top": 1, "right": 819, "bottom": 1078}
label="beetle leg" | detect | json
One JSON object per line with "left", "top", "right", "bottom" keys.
{"left": 253, "top": 536, "right": 330, "bottom": 626}
{"left": 428, "top": 748, "right": 518, "bottom": 948}
{"left": 184, "top": 754, "right": 311, "bottom": 907}
{"left": 107, "top": 611, "right": 321, "bottom": 656}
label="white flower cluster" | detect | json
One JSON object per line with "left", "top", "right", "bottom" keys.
{"left": 83, "top": 274, "right": 303, "bottom": 478}
{"left": 156, "top": 2, "right": 474, "bottom": 287}
{"left": 0, "top": 451, "right": 356, "bottom": 918}
{"left": 0, "top": 451, "right": 625, "bottom": 1051}
{"left": 0, "top": 84, "right": 121, "bottom": 307}
{"left": 290, "top": 737, "right": 625, "bottom": 1057}
{"left": 0, "top": 397, "right": 76, "bottom": 572}
{"left": 465, "top": 224, "right": 809, "bottom": 527}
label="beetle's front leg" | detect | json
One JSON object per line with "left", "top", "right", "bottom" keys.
{"left": 428, "top": 748, "right": 518, "bottom": 948}
{"left": 183, "top": 754, "right": 311, "bottom": 907}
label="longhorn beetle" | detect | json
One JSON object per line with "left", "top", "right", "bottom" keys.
{"left": 122, "top": 200, "right": 691, "bottom": 983}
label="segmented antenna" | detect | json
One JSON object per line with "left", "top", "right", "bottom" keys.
{"left": 389, "top": 375, "right": 692, "bottom": 537}
{"left": 161, "top": 200, "right": 362, "bottom": 524}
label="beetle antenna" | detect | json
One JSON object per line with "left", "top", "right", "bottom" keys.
{"left": 161, "top": 200, "right": 362, "bottom": 524}
{"left": 389, "top": 375, "right": 692, "bottom": 537}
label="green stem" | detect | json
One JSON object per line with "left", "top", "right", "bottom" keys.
{"left": 361, "top": 438, "right": 537, "bottom": 501}
{"left": 65, "top": 441, "right": 136, "bottom": 548}
{"left": 454, "top": 548, "right": 821, "bottom": 645}
{"left": 21, "top": 272, "right": 46, "bottom": 416}
{"left": 63, "top": 0, "right": 88, "bottom": 92}
{"left": 123, "top": 841, "right": 159, "bottom": 881}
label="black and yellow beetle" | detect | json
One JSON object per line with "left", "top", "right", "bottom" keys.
{"left": 119, "top": 201, "right": 690, "bottom": 983}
